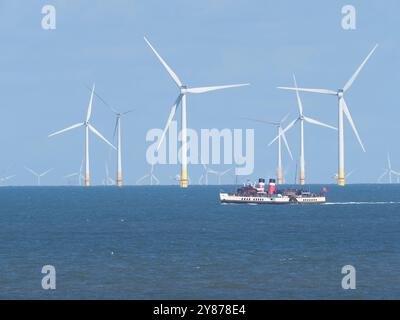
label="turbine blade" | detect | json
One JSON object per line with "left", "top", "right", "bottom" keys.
{"left": 86, "top": 84, "right": 96, "bottom": 122}
{"left": 281, "top": 112, "right": 291, "bottom": 124}
{"left": 88, "top": 124, "right": 117, "bottom": 150}
{"left": 392, "top": 170, "right": 400, "bottom": 176}
{"left": 153, "top": 175, "right": 160, "bottom": 185}
{"left": 24, "top": 166, "right": 38, "bottom": 176}
{"left": 144, "top": 36, "right": 183, "bottom": 87}
{"left": 48, "top": 123, "right": 84, "bottom": 138}
{"left": 346, "top": 169, "right": 356, "bottom": 178}
{"left": 85, "top": 84, "right": 119, "bottom": 114}
{"left": 157, "top": 94, "right": 182, "bottom": 151}
{"left": 122, "top": 110, "right": 134, "bottom": 115}
{"left": 278, "top": 87, "right": 337, "bottom": 96}
{"left": 241, "top": 117, "right": 279, "bottom": 126}
{"left": 341, "top": 98, "right": 366, "bottom": 152}
{"left": 268, "top": 118, "right": 297, "bottom": 146}
{"left": 186, "top": 83, "right": 250, "bottom": 94}
{"left": 293, "top": 74, "right": 303, "bottom": 115}
{"left": 303, "top": 116, "right": 337, "bottom": 130}
{"left": 64, "top": 173, "right": 78, "bottom": 178}
{"left": 343, "top": 44, "right": 379, "bottom": 92}
{"left": 40, "top": 168, "right": 53, "bottom": 177}
{"left": 280, "top": 128, "right": 293, "bottom": 160}
{"left": 113, "top": 118, "right": 119, "bottom": 139}
{"left": 136, "top": 174, "right": 150, "bottom": 184}
{"left": 378, "top": 170, "right": 388, "bottom": 183}
{"left": 221, "top": 168, "right": 232, "bottom": 176}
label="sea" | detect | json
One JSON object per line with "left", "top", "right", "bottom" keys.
{"left": 0, "top": 184, "right": 399, "bottom": 300}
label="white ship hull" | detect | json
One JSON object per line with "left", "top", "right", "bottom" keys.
{"left": 293, "top": 196, "right": 326, "bottom": 204}
{"left": 220, "top": 193, "right": 290, "bottom": 204}
{"left": 220, "top": 193, "right": 326, "bottom": 205}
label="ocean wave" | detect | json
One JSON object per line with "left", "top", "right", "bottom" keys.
{"left": 323, "top": 201, "right": 400, "bottom": 205}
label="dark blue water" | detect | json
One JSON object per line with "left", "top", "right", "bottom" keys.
{"left": 0, "top": 185, "right": 399, "bottom": 299}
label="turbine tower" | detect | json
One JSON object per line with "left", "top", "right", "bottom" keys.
{"left": 278, "top": 45, "right": 378, "bottom": 186}
{"left": 112, "top": 110, "right": 132, "bottom": 187}
{"left": 270, "top": 75, "right": 337, "bottom": 185}
{"left": 244, "top": 114, "right": 293, "bottom": 185}
{"left": 144, "top": 36, "right": 249, "bottom": 188}
{"left": 48, "top": 84, "right": 116, "bottom": 187}
{"left": 25, "top": 167, "right": 53, "bottom": 186}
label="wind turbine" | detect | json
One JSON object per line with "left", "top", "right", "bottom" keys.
{"left": 64, "top": 173, "right": 80, "bottom": 185}
{"left": 199, "top": 165, "right": 219, "bottom": 185}
{"left": 48, "top": 84, "right": 116, "bottom": 187}
{"left": 244, "top": 113, "right": 293, "bottom": 185}
{"left": 278, "top": 45, "right": 378, "bottom": 186}
{"left": 136, "top": 164, "right": 160, "bottom": 185}
{"left": 25, "top": 167, "right": 53, "bottom": 186}
{"left": 64, "top": 160, "right": 84, "bottom": 185}
{"left": 103, "top": 162, "right": 115, "bottom": 186}
{"left": 89, "top": 87, "right": 133, "bottom": 187}
{"left": 144, "top": 36, "right": 249, "bottom": 188}
{"left": 110, "top": 109, "right": 133, "bottom": 187}
{"left": 214, "top": 168, "right": 233, "bottom": 185}
{"left": 378, "top": 154, "right": 400, "bottom": 184}
{"left": 0, "top": 175, "right": 16, "bottom": 186}
{"left": 270, "top": 75, "right": 337, "bottom": 185}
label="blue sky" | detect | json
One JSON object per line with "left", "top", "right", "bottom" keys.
{"left": 0, "top": 0, "right": 398, "bottom": 185}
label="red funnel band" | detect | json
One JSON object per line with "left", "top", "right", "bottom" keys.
{"left": 268, "top": 183, "right": 276, "bottom": 195}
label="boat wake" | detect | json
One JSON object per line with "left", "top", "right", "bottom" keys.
{"left": 323, "top": 201, "right": 400, "bottom": 206}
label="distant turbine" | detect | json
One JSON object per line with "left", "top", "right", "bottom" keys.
{"left": 136, "top": 165, "right": 160, "bottom": 186}
{"left": 48, "top": 84, "right": 116, "bottom": 187}
{"left": 0, "top": 174, "right": 16, "bottom": 186}
{"left": 214, "top": 168, "right": 233, "bottom": 185}
{"left": 103, "top": 162, "right": 115, "bottom": 186}
{"left": 144, "top": 36, "right": 249, "bottom": 188}
{"left": 25, "top": 167, "right": 53, "bottom": 186}
{"left": 64, "top": 160, "right": 84, "bottom": 186}
{"left": 199, "top": 165, "right": 219, "bottom": 185}
{"left": 89, "top": 87, "right": 133, "bottom": 187}
{"left": 270, "top": 75, "right": 337, "bottom": 185}
{"left": 278, "top": 45, "right": 378, "bottom": 186}
{"left": 378, "top": 154, "right": 400, "bottom": 184}
{"left": 244, "top": 113, "right": 293, "bottom": 185}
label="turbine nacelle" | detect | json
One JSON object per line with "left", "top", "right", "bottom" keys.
{"left": 180, "top": 85, "right": 189, "bottom": 94}
{"left": 337, "top": 90, "right": 344, "bottom": 98}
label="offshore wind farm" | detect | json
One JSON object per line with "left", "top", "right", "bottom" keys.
{"left": 0, "top": 40, "right": 384, "bottom": 187}
{"left": 1, "top": 0, "right": 400, "bottom": 301}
